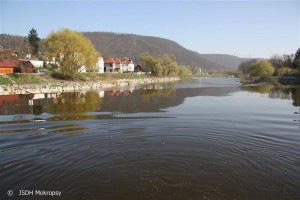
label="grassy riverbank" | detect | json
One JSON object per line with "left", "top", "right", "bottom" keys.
{"left": 0, "top": 73, "right": 153, "bottom": 85}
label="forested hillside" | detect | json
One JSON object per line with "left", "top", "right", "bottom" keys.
{"left": 1, "top": 32, "right": 259, "bottom": 70}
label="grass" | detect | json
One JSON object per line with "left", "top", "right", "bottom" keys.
{"left": 5, "top": 74, "right": 48, "bottom": 85}
{"left": 0, "top": 72, "right": 162, "bottom": 85}
{"left": 0, "top": 74, "right": 14, "bottom": 85}
{"left": 78, "top": 73, "right": 150, "bottom": 82}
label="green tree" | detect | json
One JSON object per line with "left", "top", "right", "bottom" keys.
{"left": 28, "top": 28, "right": 40, "bottom": 57}
{"left": 139, "top": 52, "right": 163, "bottom": 76}
{"left": 293, "top": 48, "right": 300, "bottom": 62}
{"left": 293, "top": 48, "right": 300, "bottom": 71}
{"left": 276, "top": 67, "right": 291, "bottom": 76}
{"left": 249, "top": 60, "right": 275, "bottom": 78}
{"left": 190, "top": 62, "right": 200, "bottom": 75}
{"left": 44, "top": 28, "right": 99, "bottom": 79}
{"left": 282, "top": 54, "right": 293, "bottom": 69}
{"left": 178, "top": 66, "right": 191, "bottom": 78}
{"left": 161, "top": 54, "right": 179, "bottom": 76}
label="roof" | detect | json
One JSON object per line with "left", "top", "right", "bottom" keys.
{"left": 105, "top": 58, "right": 122, "bottom": 64}
{"left": 0, "top": 59, "right": 19, "bottom": 68}
{"left": 19, "top": 60, "right": 35, "bottom": 68}
{"left": 0, "top": 49, "right": 18, "bottom": 57}
{"left": 135, "top": 64, "right": 148, "bottom": 72}
{"left": 122, "top": 57, "right": 134, "bottom": 64}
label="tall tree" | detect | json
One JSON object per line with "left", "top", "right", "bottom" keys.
{"left": 44, "top": 28, "right": 99, "bottom": 79}
{"left": 28, "top": 28, "right": 40, "bottom": 57}
{"left": 293, "top": 48, "right": 300, "bottom": 70}
{"left": 294, "top": 48, "right": 300, "bottom": 62}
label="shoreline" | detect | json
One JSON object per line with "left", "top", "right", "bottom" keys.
{"left": 0, "top": 77, "right": 180, "bottom": 95}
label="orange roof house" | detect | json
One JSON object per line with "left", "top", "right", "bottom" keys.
{"left": 104, "top": 58, "right": 123, "bottom": 73}
{"left": 122, "top": 57, "right": 134, "bottom": 64}
{"left": 122, "top": 57, "right": 135, "bottom": 73}
{"left": 105, "top": 58, "right": 123, "bottom": 64}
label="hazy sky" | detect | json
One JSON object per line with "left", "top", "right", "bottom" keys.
{"left": 0, "top": 0, "right": 299, "bottom": 58}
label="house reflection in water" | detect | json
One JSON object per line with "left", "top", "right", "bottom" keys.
{"left": 104, "top": 90, "right": 133, "bottom": 97}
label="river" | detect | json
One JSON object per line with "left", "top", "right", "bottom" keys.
{"left": 0, "top": 77, "right": 299, "bottom": 199}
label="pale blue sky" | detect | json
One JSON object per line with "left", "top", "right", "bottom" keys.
{"left": 0, "top": 0, "right": 299, "bottom": 58}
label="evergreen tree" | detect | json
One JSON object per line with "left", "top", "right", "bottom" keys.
{"left": 28, "top": 28, "right": 40, "bottom": 57}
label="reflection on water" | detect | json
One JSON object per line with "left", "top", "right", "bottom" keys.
{"left": 0, "top": 78, "right": 299, "bottom": 200}
{"left": 246, "top": 85, "right": 300, "bottom": 106}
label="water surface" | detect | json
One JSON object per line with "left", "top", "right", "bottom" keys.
{"left": 0, "top": 78, "right": 299, "bottom": 199}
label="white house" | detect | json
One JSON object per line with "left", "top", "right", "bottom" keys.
{"left": 122, "top": 57, "right": 134, "bottom": 73}
{"left": 79, "top": 57, "right": 104, "bottom": 73}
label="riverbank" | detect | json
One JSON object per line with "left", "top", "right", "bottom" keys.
{"left": 0, "top": 75, "right": 180, "bottom": 95}
{"left": 241, "top": 74, "right": 300, "bottom": 86}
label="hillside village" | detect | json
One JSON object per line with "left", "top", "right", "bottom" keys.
{"left": 0, "top": 46, "right": 148, "bottom": 75}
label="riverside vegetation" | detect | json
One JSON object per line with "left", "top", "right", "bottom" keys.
{"left": 238, "top": 48, "right": 300, "bottom": 85}
{"left": 0, "top": 28, "right": 191, "bottom": 94}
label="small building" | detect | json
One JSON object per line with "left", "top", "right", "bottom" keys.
{"left": 104, "top": 58, "right": 123, "bottom": 73}
{"left": 28, "top": 60, "right": 44, "bottom": 68}
{"left": 17, "top": 60, "right": 35, "bottom": 73}
{"left": 135, "top": 64, "right": 148, "bottom": 73}
{"left": 0, "top": 59, "right": 19, "bottom": 73}
{"left": 122, "top": 57, "right": 134, "bottom": 73}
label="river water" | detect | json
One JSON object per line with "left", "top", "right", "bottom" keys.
{"left": 0, "top": 78, "right": 299, "bottom": 199}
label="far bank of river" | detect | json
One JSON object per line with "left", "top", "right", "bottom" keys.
{"left": 0, "top": 77, "right": 180, "bottom": 95}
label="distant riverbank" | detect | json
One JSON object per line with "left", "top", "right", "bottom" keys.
{"left": 0, "top": 75, "right": 180, "bottom": 95}
{"left": 241, "top": 74, "right": 300, "bottom": 86}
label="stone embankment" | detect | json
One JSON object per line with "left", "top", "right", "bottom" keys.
{"left": 0, "top": 77, "right": 180, "bottom": 95}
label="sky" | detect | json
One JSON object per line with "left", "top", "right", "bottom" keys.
{"left": 0, "top": 0, "right": 299, "bottom": 58}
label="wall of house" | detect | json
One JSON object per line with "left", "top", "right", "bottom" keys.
{"left": 0, "top": 68, "right": 14, "bottom": 73}
{"left": 115, "top": 63, "right": 123, "bottom": 73}
{"left": 123, "top": 63, "right": 134, "bottom": 72}
{"left": 104, "top": 63, "right": 114, "bottom": 72}
{"left": 29, "top": 60, "right": 44, "bottom": 68}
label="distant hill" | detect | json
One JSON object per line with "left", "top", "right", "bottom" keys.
{"left": 83, "top": 32, "right": 230, "bottom": 70}
{"left": 1, "top": 32, "right": 262, "bottom": 70}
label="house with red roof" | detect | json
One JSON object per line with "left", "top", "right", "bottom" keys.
{"left": 0, "top": 59, "right": 34, "bottom": 73}
{"left": 104, "top": 58, "right": 123, "bottom": 73}
{"left": 122, "top": 57, "right": 135, "bottom": 73}
{"left": 0, "top": 59, "right": 19, "bottom": 73}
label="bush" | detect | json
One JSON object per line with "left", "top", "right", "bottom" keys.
{"left": 276, "top": 67, "right": 291, "bottom": 77}
{"left": 249, "top": 60, "right": 275, "bottom": 78}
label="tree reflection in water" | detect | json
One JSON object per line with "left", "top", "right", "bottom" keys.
{"left": 140, "top": 88, "right": 176, "bottom": 103}
{"left": 247, "top": 85, "right": 300, "bottom": 107}
{"left": 47, "top": 91, "right": 103, "bottom": 121}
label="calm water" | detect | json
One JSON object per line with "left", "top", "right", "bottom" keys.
{"left": 0, "top": 78, "right": 299, "bottom": 200}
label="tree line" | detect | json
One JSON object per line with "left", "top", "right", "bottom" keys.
{"left": 238, "top": 48, "right": 300, "bottom": 78}
{"left": 139, "top": 53, "right": 191, "bottom": 78}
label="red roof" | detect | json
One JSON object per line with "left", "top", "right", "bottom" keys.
{"left": 0, "top": 59, "right": 19, "bottom": 68}
{"left": 105, "top": 58, "right": 122, "bottom": 64}
{"left": 122, "top": 57, "right": 134, "bottom": 64}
